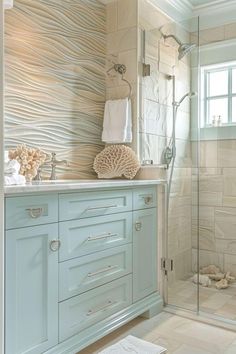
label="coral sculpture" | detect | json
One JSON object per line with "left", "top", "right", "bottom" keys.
{"left": 225, "top": 272, "right": 235, "bottom": 282}
{"left": 208, "top": 273, "right": 225, "bottom": 281}
{"left": 93, "top": 145, "right": 140, "bottom": 179}
{"left": 192, "top": 274, "right": 211, "bottom": 287}
{"left": 215, "top": 279, "right": 229, "bottom": 290}
{"left": 8, "top": 144, "right": 47, "bottom": 182}
{"left": 200, "top": 265, "right": 221, "bottom": 275}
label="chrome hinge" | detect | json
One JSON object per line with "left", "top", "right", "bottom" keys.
{"left": 142, "top": 63, "right": 151, "bottom": 77}
{"left": 161, "top": 258, "right": 174, "bottom": 272}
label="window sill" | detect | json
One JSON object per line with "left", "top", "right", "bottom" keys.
{"left": 199, "top": 126, "right": 236, "bottom": 140}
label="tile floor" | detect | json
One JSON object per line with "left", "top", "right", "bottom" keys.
{"left": 168, "top": 278, "right": 236, "bottom": 320}
{"left": 79, "top": 312, "right": 236, "bottom": 354}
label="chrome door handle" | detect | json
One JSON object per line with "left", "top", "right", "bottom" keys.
{"left": 26, "top": 207, "right": 43, "bottom": 218}
{"left": 87, "top": 265, "right": 118, "bottom": 278}
{"left": 86, "top": 204, "right": 117, "bottom": 211}
{"left": 49, "top": 239, "right": 61, "bottom": 252}
{"left": 87, "top": 233, "right": 118, "bottom": 242}
{"left": 135, "top": 221, "right": 142, "bottom": 231}
{"left": 86, "top": 300, "right": 116, "bottom": 316}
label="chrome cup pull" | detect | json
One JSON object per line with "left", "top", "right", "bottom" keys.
{"left": 135, "top": 221, "right": 142, "bottom": 231}
{"left": 144, "top": 196, "right": 153, "bottom": 205}
{"left": 50, "top": 240, "right": 61, "bottom": 252}
{"left": 26, "top": 207, "right": 43, "bottom": 219}
{"left": 86, "top": 300, "right": 116, "bottom": 316}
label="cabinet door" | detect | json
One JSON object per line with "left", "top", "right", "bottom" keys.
{"left": 6, "top": 224, "right": 59, "bottom": 354}
{"left": 133, "top": 208, "right": 157, "bottom": 302}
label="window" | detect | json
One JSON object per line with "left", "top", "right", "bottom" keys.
{"left": 202, "top": 62, "right": 236, "bottom": 127}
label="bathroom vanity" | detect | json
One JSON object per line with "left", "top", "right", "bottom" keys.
{"left": 4, "top": 180, "right": 164, "bottom": 354}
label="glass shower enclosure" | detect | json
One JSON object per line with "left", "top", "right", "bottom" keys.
{"left": 139, "top": 0, "right": 236, "bottom": 326}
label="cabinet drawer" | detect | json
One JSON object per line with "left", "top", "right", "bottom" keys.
{"left": 5, "top": 194, "right": 58, "bottom": 230}
{"left": 133, "top": 187, "right": 157, "bottom": 210}
{"left": 59, "top": 275, "right": 132, "bottom": 342}
{"left": 59, "top": 244, "right": 132, "bottom": 301}
{"left": 59, "top": 212, "right": 132, "bottom": 261}
{"left": 59, "top": 189, "right": 132, "bottom": 221}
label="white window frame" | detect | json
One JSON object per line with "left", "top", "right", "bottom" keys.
{"left": 202, "top": 62, "right": 236, "bottom": 127}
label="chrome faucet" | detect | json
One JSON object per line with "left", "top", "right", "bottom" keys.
{"left": 34, "top": 152, "right": 68, "bottom": 181}
{"left": 49, "top": 152, "right": 68, "bottom": 180}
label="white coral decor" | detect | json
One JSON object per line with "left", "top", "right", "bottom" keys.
{"left": 8, "top": 144, "right": 47, "bottom": 182}
{"left": 93, "top": 145, "right": 140, "bottom": 180}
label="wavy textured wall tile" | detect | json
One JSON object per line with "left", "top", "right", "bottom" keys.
{"left": 5, "top": 0, "right": 105, "bottom": 178}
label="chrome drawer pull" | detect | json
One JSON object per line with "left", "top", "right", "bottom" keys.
{"left": 26, "top": 207, "right": 43, "bottom": 218}
{"left": 86, "top": 204, "right": 117, "bottom": 211}
{"left": 87, "top": 265, "right": 118, "bottom": 278}
{"left": 86, "top": 300, "right": 116, "bottom": 316}
{"left": 87, "top": 233, "right": 118, "bottom": 242}
{"left": 49, "top": 240, "right": 61, "bottom": 252}
{"left": 135, "top": 221, "right": 142, "bottom": 231}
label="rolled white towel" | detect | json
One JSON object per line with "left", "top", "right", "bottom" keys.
{"left": 4, "top": 174, "right": 26, "bottom": 186}
{"left": 4, "top": 159, "right": 21, "bottom": 176}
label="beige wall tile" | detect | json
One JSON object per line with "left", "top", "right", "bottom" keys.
{"left": 200, "top": 26, "right": 225, "bottom": 44}
{"left": 199, "top": 174, "right": 223, "bottom": 193}
{"left": 200, "top": 141, "right": 218, "bottom": 168}
{"left": 118, "top": 49, "right": 137, "bottom": 83}
{"left": 216, "top": 239, "right": 236, "bottom": 255}
{"left": 192, "top": 249, "right": 224, "bottom": 273}
{"left": 159, "top": 42, "right": 176, "bottom": 67}
{"left": 117, "top": 0, "right": 137, "bottom": 30}
{"left": 223, "top": 168, "right": 236, "bottom": 196}
{"left": 107, "top": 27, "right": 137, "bottom": 54}
{"left": 218, "top": 140, "right": 236, "bottom": 167}
{"left": 215, "top": 207, "right": 236, "bottom": 239}
{"left": 106, "top": 2, "right": 117, "bottom": 33}
{"left": 223, "top": 196, "right": 236, "bottom": 207}
{"left": 224, "top": 254, "right": 236, "bottom": 276}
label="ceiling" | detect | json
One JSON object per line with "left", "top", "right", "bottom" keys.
{"left": 100, "top": 0, "right": 236, "bottom": 29}
{"left": 188, "top": 0, "right": 217, "bottom": 6}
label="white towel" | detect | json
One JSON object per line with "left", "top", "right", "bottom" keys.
{"left": 4, "top": 159, "right": 21, "bottom": 176}
{"left": 102, "top": 98, "right": 132, "bottom": 143}
{"left": 98, "top": 335, "right": 167, "bottom": 354}
{"left": 4, "top": 174, "right": 26, "bottom": 186}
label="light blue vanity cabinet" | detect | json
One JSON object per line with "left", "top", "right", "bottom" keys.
{"left": 5, "top": 224, "right": 59, "bottom": 354}
{"left": 5, "top": 185, "right": 162, "bottom": 354}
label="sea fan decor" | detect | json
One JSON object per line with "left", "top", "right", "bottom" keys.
{"left": 8, "top": 144, "right": 47, "bottom": 182}
{"left": 93, "top": 145, "right": 140, "bottom": 179}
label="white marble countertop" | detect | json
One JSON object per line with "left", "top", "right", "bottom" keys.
{"left": 4, "top": 179, "right": 167, "bottom": 195}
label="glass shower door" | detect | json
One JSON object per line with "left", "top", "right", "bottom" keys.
{"left": 198, "top": 24, "right": 236, "bottom": 323}
{"left": 138, "top": 1, "right": 200, "bottom": 312}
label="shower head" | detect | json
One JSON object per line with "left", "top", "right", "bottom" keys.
{"left": 178, "top": 43, "right": 196, "bottom": 60}
{"left": 176, "top": 92, "right": 197, "bottom": 106}
{"left": 161, "top": 32, "right": 196, "bottom": 60}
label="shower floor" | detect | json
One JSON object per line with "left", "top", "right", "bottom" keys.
{"left": 168, "top": 278, "right": 236, "bottom": 321}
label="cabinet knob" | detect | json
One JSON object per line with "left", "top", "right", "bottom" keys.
{"left": 135, "top": 221, "right": 142, "bottom": 231}
{"left": 50, "top": 240, "right": 61, "bottom": 252}
{"left": 143, "top": 196, "right": 153, "bottom": 205}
